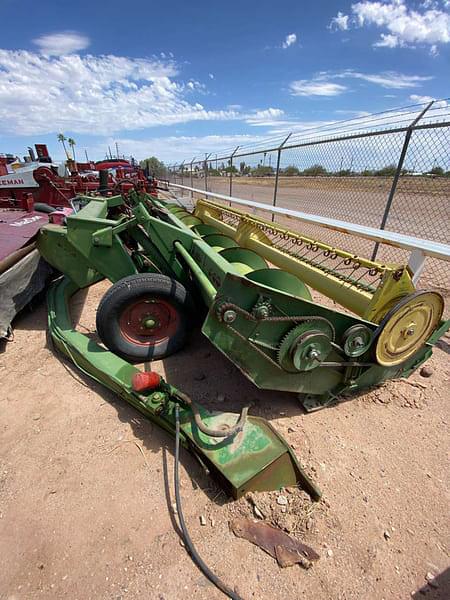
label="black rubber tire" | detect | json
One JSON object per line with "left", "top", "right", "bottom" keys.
{"left": 96, "top": 273, "right": 191, "bottom": 363}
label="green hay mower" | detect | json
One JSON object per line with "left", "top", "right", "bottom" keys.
{"left": 38, "top": 191, "right": 449, "bottom": 499}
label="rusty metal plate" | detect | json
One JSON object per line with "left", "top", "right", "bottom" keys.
{"left": 230, "top": 517, "right": 319, "bottom": 568}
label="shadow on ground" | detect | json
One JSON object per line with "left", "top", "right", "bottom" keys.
{"left": 412, "top": 567, "right": 450, "bottom": 599}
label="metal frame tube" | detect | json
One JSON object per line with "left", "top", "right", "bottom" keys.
{"left": 371, "top": 100, "right": 434, "bottom": 260}
{"left": 174, "top": 241, "right": 217, "bottom": 304}
{"left": 229, "top": 146, "right": 240, "bottom": 201}
{"left": 272, "top": 133, "right": 292, "bottom": 222}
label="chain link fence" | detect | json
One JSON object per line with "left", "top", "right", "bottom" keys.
{"left": 167, "top": 100, "right": 450, "bottom": 295}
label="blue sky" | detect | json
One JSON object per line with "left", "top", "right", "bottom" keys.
{"left": 0, "top": 0, "right": 448, "bottom": 162}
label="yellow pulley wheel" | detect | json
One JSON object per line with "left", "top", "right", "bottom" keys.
{"left": 374, "top": 291, "right": 444, "bottom": 367}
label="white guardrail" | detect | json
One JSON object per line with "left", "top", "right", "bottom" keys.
{"left": 164, "top": 182, "right": 450, "bottom": 285}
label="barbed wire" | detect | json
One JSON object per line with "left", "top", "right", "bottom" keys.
{"left": 167, "top": 98, "right": 450, "bottom": 168}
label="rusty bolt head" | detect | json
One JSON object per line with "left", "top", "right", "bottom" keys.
{"left": 223, "top": 310, "right": 237, "bottom": 324}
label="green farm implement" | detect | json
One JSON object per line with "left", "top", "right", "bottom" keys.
{"left": 38, "top": 190, "right": 449, "bottom": 498}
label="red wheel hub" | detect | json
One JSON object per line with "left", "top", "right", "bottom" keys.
{"left": 119, "top": 298, "right": 179, "bottom": 346}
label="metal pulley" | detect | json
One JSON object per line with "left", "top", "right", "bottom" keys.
{"left": 277, "top": 321, "right": 334, "bottom": 372}
{"left": 374, "top": 291, "right": 444, "bottom": 367}
{"left": 342, "top": 324, "right": 373, "bottom": 357}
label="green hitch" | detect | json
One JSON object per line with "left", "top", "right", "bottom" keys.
{"left": 47, "top": 276, "right": 321, "bottom": 501}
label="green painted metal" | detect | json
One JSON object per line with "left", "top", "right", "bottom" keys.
{"left": 202, "top": 272, "right": 369, "bottom": 395}
{"left": 219, "top": 247, "right": 268, "bottom": 275}
{"left": 192, "top": 224, "right": 221, "bottom": 237}
{"left": 47, "top": 276, "right": 320, "bottom": 500}
{"left": 37, "top": 192, "right": 449, "bottom": 413}
{"left": 174, "top": 241, "right": 217, "bottom": 305}
{"left": 203, "top": 234, "right": 239, "bottom": 251}
{"left": 246, "top": 269, "right": 312, "bottom": 300}
{"left": 179, "top": 215, "right": 203, "bottom": 228}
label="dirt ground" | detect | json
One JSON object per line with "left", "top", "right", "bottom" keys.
{"left": 1, "top": 279, "right": 449, "bottom": 600}
{"left": 201, "top": 176, "right": 450, "bottom": 242}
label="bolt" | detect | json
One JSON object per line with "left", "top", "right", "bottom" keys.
{"left": 352, "top": 336, "right": 365, "bottom": 348}
{"left": 143, "top": 318, "right": 156, "bottom": 329}
{"left": 308, "top": 348, "right": 321, "bottom": 360}
{"left": 254, "top": 305, "right": 270, "bottom": 319}
{"left": 401, "top": 326, "right": 415, "bottom": 339}
{"left": 223, "top": 310, "right": 237, "bottom": 324}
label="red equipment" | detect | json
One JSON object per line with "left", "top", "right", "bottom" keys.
{"left": 0, "top": 144, "right": 158, "bottom": 211}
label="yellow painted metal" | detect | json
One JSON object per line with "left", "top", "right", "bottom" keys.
{"left": 194, "top": 199, "right": 418, "bottom": 323}
{"left": 195, "top": 202, "right": 373, "bottom": 315}
{"left": 374, "top": 291, "right": 444, "bottom": 366}
{"left": 245, "top": 236, "right": 373, "bottom": 316}
{"left": 363, "top": 268, "right": 415, "bottom": 322}
{"left": 195, "top": 200, "right": 382, "bottom": 269}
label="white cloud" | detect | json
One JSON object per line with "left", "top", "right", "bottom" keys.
{"left": 33, "top": 31, "right": 90, "bottom": 55}
{"left": 331, "top": 1, "right": 450, "bottom": 52}
{"left": 246, "top": 108, "right": 285, "bottom": 126}
{"left": 186, "top": 80, "right": 206, "bottom": 92}
{"left": 329, "top": 11, "right": 350, "bottom": 31}
{"left": 290, "top": 80, "right": 347, "bottom": 96}
{"left": 0, "top": 49, "right": 244, "bottom": 135}
{"left": 409, "top": 94, "right": 434, "bottom": 103}
{"left": 0, "top": 47, "right": 290, "bottom": 136}
{"left": 282, "top": 33, "right": 297, "bottom": 48}
{"left": 429, "top": 43, "right": 439, "bottom": 56}
{"left": 373, "top": 33, "right": 399, "bottom": 48}
{"left": 208, "top": 73, "right": 214, "bottom": 79}
{"left": 334, "top": 70, "right": 432, "bottom": 88}
{"left": 101, "top": 134, "right": 266, "bottom": 163}
{"left": 289, "top": 69, "right": 430, "bottom": 99}
{"left": 409, "top": 94, "right": 447, "bottom": 108}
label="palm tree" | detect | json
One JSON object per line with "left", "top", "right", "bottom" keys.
{"left": 67, "top": 138, "right": 76, "bottom": 161}
{"left": 57, "top": 133, "right": 70, "bottom": 160}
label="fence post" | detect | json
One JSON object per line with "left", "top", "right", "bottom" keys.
{"left": 190, "top": 157, "right": 196, "bottom": 199}
{"left": 204, "top": 153, "right": 211, "bottom": 192}
{"left": 180, "top": 161, "right": 185, "bottom": 195}
{"left": 229, "top": 146, "right": 240, "bottom": 204}
{"left": 272, "top": 133, "right": 292, "bottom": 222}
{"left": 371, "top": 101, "right": 434, "bottom": 261}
